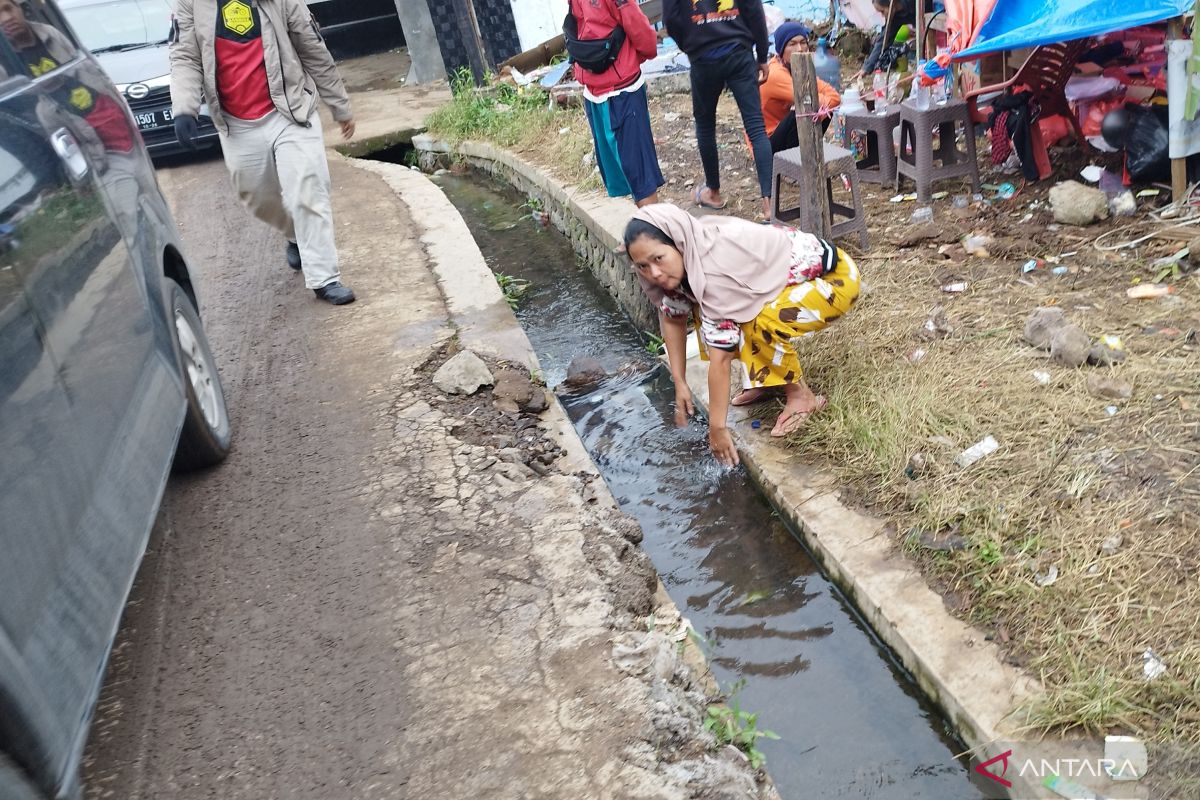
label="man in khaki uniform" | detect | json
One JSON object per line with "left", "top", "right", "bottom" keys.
{"left": 169, "top": 0, "right": 357, "bottom": 304}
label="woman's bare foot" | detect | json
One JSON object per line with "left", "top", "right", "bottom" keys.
{"left": 731, "top": 386, "right": 776, "bottom": 406}
{"left": 770, "top": 382, "right": 826, "bottom": 437}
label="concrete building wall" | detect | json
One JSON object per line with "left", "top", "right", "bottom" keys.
{"left": 510, "top": 0, "right": 568, "bottom": 50}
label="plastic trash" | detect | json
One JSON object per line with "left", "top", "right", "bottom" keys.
{"left": 962, "top": 235, "right": 992, "bottom": 257}
{"left": 910, "top": 206, "right": 933, "bottom": 224}
{"left": 952, "top": 194, "right": 969, "bottom": 209}
{"left": 1104, "top": 736, "right": 1148, "bottom": 781}
{"left": 1051, "top": 266, "right": 1069, "bottom": 276}
{"left": 1022, "top": 258, "right": 1043, "bottom": 273}
{"left": 813, "top": 37, "right": 841, "bottom": 91}
{"left": 996, "top": 182, "right": 1016, "bottom": 199}
{"left": 1143, "top": 649, "right": 1167, "bottom": 680}
{"left": 955, "top": 435, "right": 998, "bottom": 468}
{"left": 1126, "top": 283, "right": 1173, "bottom": 299}
{"left": 942, "top": 281, "right": 968, "bottom": 293}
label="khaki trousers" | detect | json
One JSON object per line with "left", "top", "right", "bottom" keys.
{"left": 219, "top": 110, "right": 340, "bottom": 289}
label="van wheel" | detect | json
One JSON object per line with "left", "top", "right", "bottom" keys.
{"left": 168, "top": 280, "right": 231, "bottom": 470}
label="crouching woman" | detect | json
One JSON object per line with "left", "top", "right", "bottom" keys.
{"left": 624, "top": 204, "right": 859, "bottom": 466}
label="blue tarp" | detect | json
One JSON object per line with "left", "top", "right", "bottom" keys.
{"left": 957, "top": 0, "right": 1192, "bottom": 59}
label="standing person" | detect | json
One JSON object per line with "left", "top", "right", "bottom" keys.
{"left": 169, "top": 0, "right": 357, "bottom": 305}
{"left": 624, "top": 204, "right": 860, "bottom": 464}
{"left": 663, "top": 0, "right": 773, "bottom": 219}
{"left": 759, "top": 22, "right": 840, "bottom": 153}
{"left": 568, "top": 0, "right": 664, "bottom": 207}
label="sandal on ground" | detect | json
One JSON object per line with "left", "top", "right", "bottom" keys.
{"left": 770, "top": 395, "right": 828, "bottom": 438}
{"left": 693, "top": 186, "right": 727, "bottom": 210}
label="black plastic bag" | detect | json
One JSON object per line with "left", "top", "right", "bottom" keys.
{"left": 1125, "top": 104, "right": 1170, "bottom": 182}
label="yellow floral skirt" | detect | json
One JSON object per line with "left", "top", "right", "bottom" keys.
{"left": 739, "top": 249, "right": 860, "bottom": 387}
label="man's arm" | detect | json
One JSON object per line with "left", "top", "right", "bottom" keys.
{"left": 281, "top": 0, "right": 351, "bottom": 122}
{"left": 660, "top": 0, "right": 682, "bottom": 47}
{"left": 616, "top": 0, "right": 657, "bottom": 62}
{"left": 168, "top": 0, "right": 204, "bottom": 118}
{"left": 741, "top": 0, "right": 770, "bottom": 64}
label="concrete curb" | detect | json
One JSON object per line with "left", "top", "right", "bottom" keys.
{"left": 409, "top": 136, "right": 1049, "bottom": 796}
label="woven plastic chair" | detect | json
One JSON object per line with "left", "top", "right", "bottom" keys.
{"left": 771, "top": 142, "right": 870, "bottom": 250}
{"left": 895, "top": 97, "right": 981, "bottom": 203}
{"left": 841, "top": 106, "right": 902, "bottom": 184}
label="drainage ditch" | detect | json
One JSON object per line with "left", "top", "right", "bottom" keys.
{"left": 430, "top": 170, "right": 985, "bottom": 799}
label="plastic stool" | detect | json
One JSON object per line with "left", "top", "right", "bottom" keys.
{"left": 771, "top": 142, "right": 870, "bottom": 250}
{"left": 840, "top": 106, "right": 901, "bottom": 184}
{"left": 894, "top": 97, "right": 982, "bottom": 203}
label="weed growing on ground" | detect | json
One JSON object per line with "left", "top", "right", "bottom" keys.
{"left": 704, "top": 680, "right": 779, "bottom": 770}
{"left": 425, "top": 68, "right": 599, "bottom": 190}
{"left": 643, "top": 331, "right": 665, "bottom": 355}
{"left": 495, "top": 272, "right": 529, "bottom": 311}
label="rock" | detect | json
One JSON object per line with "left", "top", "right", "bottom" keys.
{"left": 1049, "top": 180, "right": 1109, "bottom": 226}
{"left": 1087, "top": 374, "right": 1133, "bottom": 400}
{"left": 561, "top": 355, "right": 608, "bottom": 389}
{"left": 525, "top": 389, "right": 549, "bottom": 414}
{"left": 1050, "top": 324, "right": 1091, "bottom": 367}
{"left": 1100, "top": 533, "right": 1124, "bottom": 555}
{"left": 493, "top": 368, "right": 534, "bottom": 413}
{"left": 1024, "top": 307, "right": 1068, "bottom": 350}
{"left": 1088, "top": 342, "right": 1128, "bottom": 366}
{"left": 433, "top": 350, "right": 494, "bottom": 395}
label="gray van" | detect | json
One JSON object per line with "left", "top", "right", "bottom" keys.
{"left": 57, "top": 0, "right": 220, "bottom": 155}
{"left": 0, "top": 0, "right": 231, "bottom": 796}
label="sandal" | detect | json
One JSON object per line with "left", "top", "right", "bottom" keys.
{"left": 731, "top": 387, "right": 776, "bottom": 407}
{"left": 693, "top": 186, "right": 727, "bottom": 210}
{"left": 770, "top": 395, "right": 827, "bottom": 438}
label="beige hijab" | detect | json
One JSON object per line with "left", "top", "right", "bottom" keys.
{"left": 632, "top": 204, "right": 793, "bottom": 323}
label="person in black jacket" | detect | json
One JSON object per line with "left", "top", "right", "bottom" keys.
{"left": 664, "top": 0, "right": 772, "bottom": 219}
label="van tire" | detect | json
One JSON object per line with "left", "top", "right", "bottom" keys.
{"left": 167, "top": 280, "right": 231, "bottom": 470}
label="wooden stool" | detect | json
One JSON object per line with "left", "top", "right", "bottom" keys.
{"left": 895, "top": 97, "right": 982, "bottom": 203}
{"left": 840, "top": 106, "right": 901, "bottom": 184}
{"left": 771, "top": 142, "right": 869, "bottom": 250}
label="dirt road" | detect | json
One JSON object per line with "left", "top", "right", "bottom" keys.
{"left": 81, "top": 152, "right": 773, "bottom": 799}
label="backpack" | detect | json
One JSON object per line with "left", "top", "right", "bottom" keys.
{"left": 562, "top": 6, "right": 626, "bottom": 74}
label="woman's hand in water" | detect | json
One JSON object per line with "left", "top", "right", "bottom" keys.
{"left": 673, "top": 383, "right": 694, "bottom": 427}
{"left": 709, "top": 426, "right": 739, "bottom": 467}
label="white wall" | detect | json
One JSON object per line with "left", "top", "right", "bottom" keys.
{"left": 510, "top": 0, "right": 568, "bottom": 51}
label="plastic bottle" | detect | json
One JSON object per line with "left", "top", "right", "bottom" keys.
{"left": 812, "top": 36, "right": 841, "bottom": 91}
{"left": 912, "top": 72, "right": 930, "bottom": 110}
{"left": 872, "top": 70, "right": 887, "bottom": 114}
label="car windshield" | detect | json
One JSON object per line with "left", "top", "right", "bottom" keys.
{"left": 62, "top": 0, "right": 172, "bottom": 53}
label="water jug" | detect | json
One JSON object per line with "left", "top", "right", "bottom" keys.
{"left": 812, "top": 37, "right": 841, "bottom": 91}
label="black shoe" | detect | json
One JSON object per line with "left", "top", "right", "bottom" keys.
{"left": 314, "top": 281, "right": 356, "bottom": 305}
{"left": 286, "top": 241, "right": 302, "bottom": 271}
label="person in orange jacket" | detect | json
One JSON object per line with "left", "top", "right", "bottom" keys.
{"left": 759, "top": 22, "right": 840, "bottom": 153}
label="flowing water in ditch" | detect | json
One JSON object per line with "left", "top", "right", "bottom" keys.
{"left": 435, "top": 172, "right": 985, "bottom": 799}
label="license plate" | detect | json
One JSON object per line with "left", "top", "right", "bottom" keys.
{"left": 133, "top": 107, "right": 172, "bottom": 130}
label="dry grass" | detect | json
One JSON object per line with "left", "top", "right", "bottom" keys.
{"left": 787, "top": 258, "right": 1200, "bottom": 741}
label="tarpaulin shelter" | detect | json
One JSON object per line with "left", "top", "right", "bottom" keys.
{"left": 952, "top": 0, "right": 1192, "bottom": 59}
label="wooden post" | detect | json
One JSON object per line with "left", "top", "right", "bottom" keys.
{"left": 1169, "top": 16, "right": 1188, "bottom": 204}
{"left": 791, "top": 52, "right": 832, "bottom": 238}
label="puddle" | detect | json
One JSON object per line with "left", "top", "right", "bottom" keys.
{"left": 434, "top": 172, "right": 984, "bottom": 799}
